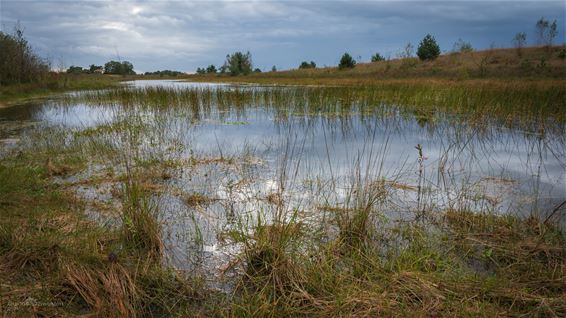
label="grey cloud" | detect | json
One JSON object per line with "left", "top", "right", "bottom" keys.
{"left": 1, "top": 0, "right": 564, "bottom": 72}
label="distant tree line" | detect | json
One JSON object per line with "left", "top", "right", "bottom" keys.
{"left": 144, "top": 70, "right": 184, "bottom": 76}
{"left": 196, "top": 64, "right": 218, "bottom": 75}
{"left": 66, "top": 61, "right": 135, "bottom": 75}
{"left": 66, "top": 64, "right": 103, "bottom": 74}
{"left": 0, "top": 26, "right": 50, "bottom": 85}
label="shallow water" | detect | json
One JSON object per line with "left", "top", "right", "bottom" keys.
{"left": 1, "top": 80, "right": 564, "bottom": 287}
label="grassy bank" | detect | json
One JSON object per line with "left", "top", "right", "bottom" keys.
{"left": 0, "top": 73, "right": 197, "bottom": 107}
{"left": 192, "top": 46, "right": 566, "bottom": 84}
{"left": 0, "top": 74, "right": 123, "bottom": 106}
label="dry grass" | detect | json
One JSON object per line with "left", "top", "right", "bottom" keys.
{"left": 192, "top": 45, "right": 566, "bottom": 84}
{"left": 0, "top": 155, "right": 209, "bottom": 317}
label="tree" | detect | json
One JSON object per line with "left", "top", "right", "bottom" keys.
{"left": 299, "top": 61, "right": 316, "bottom": 69}
{"left": 512, "top": 32, "right": 527, "bottom": 56}
{"left": 66, "top": 66, "right": 84, "bottom": 74}
{"left": 206, "top": 64, "right": 217, "bottom": 74}
{"left": 104, "top": 60, "right": 135, "bottom": 75}
{"left": 196, "top": 67, "right": 205, "bottom": 75}
{"left": 338, "top": 53, "right": 356, "bottom": 69}
{"left": 535, "top": 17, "right": 558, "bottom": 46}
{"left": 88, "top": 64, "right": 103, "bottom": 73}
{"left": 417, "top": 34, "right": 440, "bottom": 61}
{"left": 254, "top": 68, "right": 262, "bottom": 73}
{"left": 548, "top": 20, "right": 558, "bottom": 46}
{"left": 371, "top": 53, "right": 385, "bottom": 62}
{"left": 452, "top": 38, "right": 473, "bottom": 53}
{"left": 271, "top": 65, "right": 277, "bottom": 72}
{"left": 398, "top": 43, "right": 414, "bottom": 58}
{"left": 0, "top": 24, "right": 49, "bottom": 85}
{"left": 224, "top": 51, "right": 253, "bottom": 76}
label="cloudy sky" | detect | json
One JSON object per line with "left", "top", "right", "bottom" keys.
{"left": 1, "top": 0, "right": 564, "bottom": 73}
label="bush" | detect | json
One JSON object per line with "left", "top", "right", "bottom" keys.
{"left": 66, "top": 66, "right": 85, "bottom": 74}
{"left": 558, "top": 48, "right": 566, "bottom": 60}
{"left": 453, "top": 38, "right": 473, "bottom": 53}
{"left": 299, "top": 61, "right": 316, "bottom": 69}
{"left": 513, "top": 32, "right": 527, "bottom": 57}
{"left": 206, "top": 65, "right": 217, "bottom": 74}
{"left": 371, "top": 53, "right": 385, "bottom": 62}
{"left": 417, "top": 34, "right": 441, "bottom": 61}
{"left": 338, "top": 53, "right": 356, "bottom": 69}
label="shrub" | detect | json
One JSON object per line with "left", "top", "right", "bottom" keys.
{"left": 453, "top": 38, "right": 473, "bottom": 53}
{"left": 535, "top": 17, "right": 558, "bottom": 46}
{"left": 66, "top": 66, "right": 85, "bottom": 74}
{"left": 338, "top": 53, "right": 356, "bottom": 69}
{"left": 558, "top": 48, "right": 566, "bottom": 60}
{"left": 417, "top": 34, "right": 441, "bottom": 61}
{"left": 512, "top": 32, "right": 527, "bottom": 57}
{"left": 299, "top": 61, "right": 316, "bottom": 69}
{"left": 206, "top": 65, "right": 217, "bottom": 74}
{"left": 371, "top": 53, "right": 385, "bottom": 62}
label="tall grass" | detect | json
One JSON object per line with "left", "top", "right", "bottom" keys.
{"left": 66, "top": 83, "right": 566, "bottom": 133}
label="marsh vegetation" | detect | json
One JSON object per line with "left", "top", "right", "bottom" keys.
{"left": 1, "top": 79, "right": 565, "bottom": 316}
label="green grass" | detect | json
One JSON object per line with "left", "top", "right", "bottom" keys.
{"left": 0, "top": 74, "right": 123, "bottom": 106}
{"left": 68, "top": 83, "right": 566, "bottom": 130}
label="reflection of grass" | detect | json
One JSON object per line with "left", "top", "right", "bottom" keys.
{"left": 222, "top": 121, "right": 250, "bottom": 125}
{"left": 184, "top": 192, "right": 216, "bottom": 208}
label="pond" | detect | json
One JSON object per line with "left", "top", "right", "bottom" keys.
{"left": 1, "top": 80, "right": 564, "bottom": 289}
